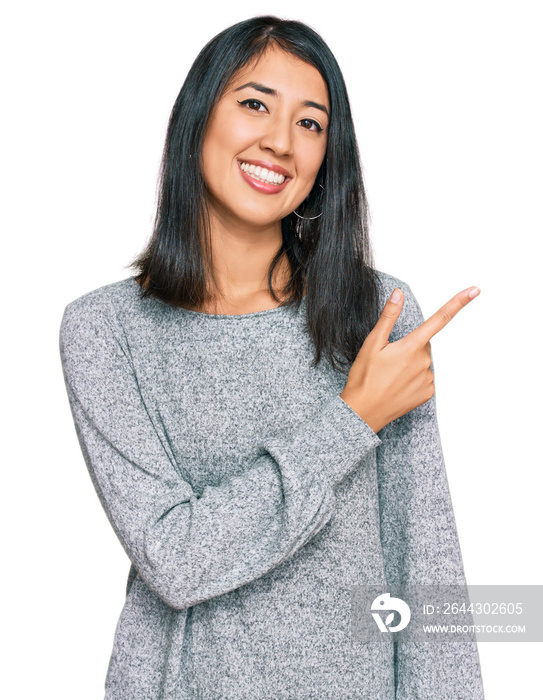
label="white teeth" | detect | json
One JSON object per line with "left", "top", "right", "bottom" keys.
{"left": 239, "top": 161, "right": 286, "bottom": 185}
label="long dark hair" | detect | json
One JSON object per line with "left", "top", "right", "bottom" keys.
{"left": 131, "top": 15, "right": 381, "bottom": 372}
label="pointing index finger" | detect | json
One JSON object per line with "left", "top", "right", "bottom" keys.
{"left": 408, "top": 286, "right": 480, "bottom": 345}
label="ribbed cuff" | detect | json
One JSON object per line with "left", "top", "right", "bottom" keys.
{"left": 259, "top": 393, "right": 381, "bottom": 494}
{"left": 310, "top": 394, "right": 381, "bottom": 488}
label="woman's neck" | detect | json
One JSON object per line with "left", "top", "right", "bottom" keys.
{"left": 196, "top": 217, "right": 291, "bottom": 314}
{"left": 138, "top": 217, "right": 298, "bottom": 315}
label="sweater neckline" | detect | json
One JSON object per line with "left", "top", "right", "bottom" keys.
{"left": 129, "top": 276, "right": 304, "bottom": 320}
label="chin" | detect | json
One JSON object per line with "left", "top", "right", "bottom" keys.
{"left": 235, "top": 208, "right": 287, "bottom": 229}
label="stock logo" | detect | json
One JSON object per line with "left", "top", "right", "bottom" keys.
{"left": 371, "top": 593, "right": 411, "bottom": 632}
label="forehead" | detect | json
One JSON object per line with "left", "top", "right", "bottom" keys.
{"left": 225, "top": 44, "right": 329, "bottom": 107}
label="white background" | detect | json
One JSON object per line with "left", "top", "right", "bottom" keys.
{"left": 2, "top": 1, "right": 541, "bottom": 698}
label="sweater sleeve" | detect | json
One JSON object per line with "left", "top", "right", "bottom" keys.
{"left": 376, "top": 281, "right": 485, "bottom": 699}
{"left": 59, "top": 293, "right": 381, "bottom": 612}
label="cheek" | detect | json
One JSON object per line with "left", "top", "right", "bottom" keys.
{"left": 206, "top": 116, "right": 260, "bottom": 165}
{"left": 226, "top": 118, "right": 261, "bottom": 147}
{"left": 299, "top": 140, "right": 327, "bottom": 181}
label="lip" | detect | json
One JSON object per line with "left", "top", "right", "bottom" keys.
{"left": 237, "top": 159, "right": 292, "bottom": 195}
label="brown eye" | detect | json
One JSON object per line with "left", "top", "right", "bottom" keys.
{"left": 237, "top": 99, "right": 267, "bottom": 112}
{"left": 298, "top": 118, "right": 322, "bottom": 133}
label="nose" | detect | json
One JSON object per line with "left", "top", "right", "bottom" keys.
{"left": 259, "top": 114, "right": 293, "bottom": 157}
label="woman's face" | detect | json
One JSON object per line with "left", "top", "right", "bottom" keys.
{"left": 201, "top": 44, "right": 330, "bottom": 232}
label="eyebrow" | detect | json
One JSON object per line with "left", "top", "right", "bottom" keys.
{"left": 235, "top": 81, "right": 330, "bottom": 118}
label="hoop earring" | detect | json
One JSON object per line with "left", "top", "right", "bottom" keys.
{"left": 292, "top": 183, "right": 324, "bottom": 220}
{"left": 293, "top": 209, "right": 322, "bottom": 221}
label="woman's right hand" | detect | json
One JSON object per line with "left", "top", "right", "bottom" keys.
{"left": 339, "top": 286, "right": 480, "bottom": 434}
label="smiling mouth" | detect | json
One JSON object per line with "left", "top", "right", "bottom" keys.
{"left": 238, "top": 161, "right": 287, "bottom": 186}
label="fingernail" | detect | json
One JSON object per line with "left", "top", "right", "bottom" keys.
{"left": 390, "top": 288, "right": 402, "bottom": 303}
{"left": 468, "top": 287, "right": 481, "bottom": 299}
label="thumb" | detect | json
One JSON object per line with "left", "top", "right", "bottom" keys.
{"left": 369, "top": 288, "right": 404, "bottom": 346}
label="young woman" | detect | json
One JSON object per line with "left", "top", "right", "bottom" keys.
{"left": 60, "top": 16, "right": 484, "bottom": 699}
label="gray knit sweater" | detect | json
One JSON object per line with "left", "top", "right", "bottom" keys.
{"left": 59, "top": 272, "right": 484, "bottom": 699}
